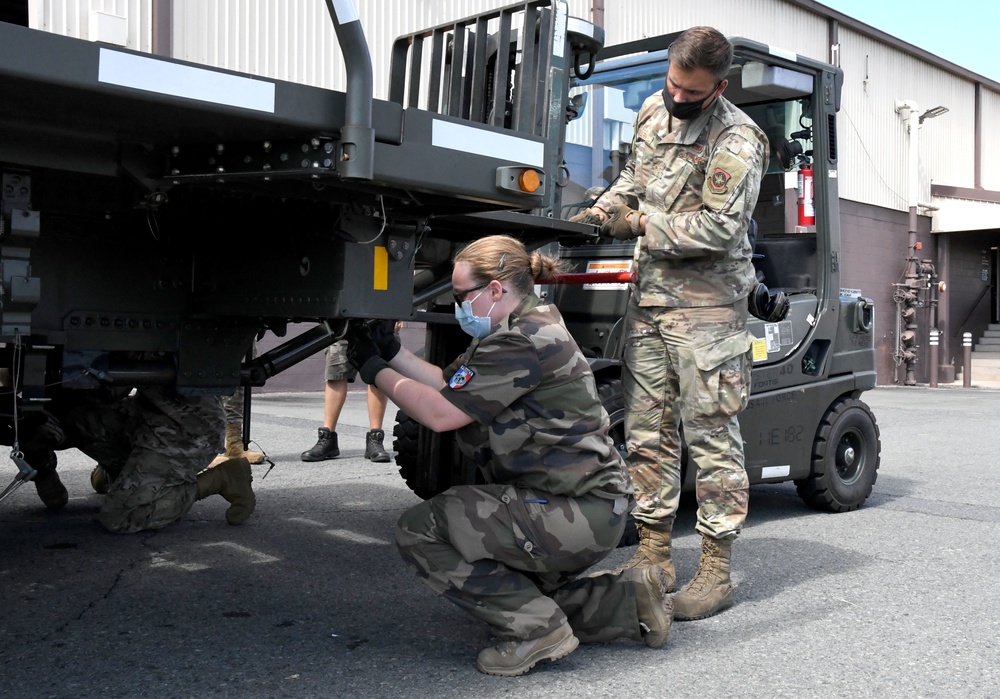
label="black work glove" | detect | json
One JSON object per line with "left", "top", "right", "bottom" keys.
{"left": 748, "top": 282, "right": 790, "bottom": 322}
{"left": 345, "top": 321, "right": 390, "bottom": 384}
{"left": 599, "top": 203, "right": 645, "bottom": 241}
{"left": 568, "top": 207, "right": 605, "bottom": 226}
{"left": 367, "top": 319, "right": 401, "bottom": 361}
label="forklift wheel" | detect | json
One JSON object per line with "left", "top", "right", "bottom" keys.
{"left": 796, "top": 397, "right": 881, "bottom": 512}
{"left": 596, "top": 376, "right": 640, "bottom": 548}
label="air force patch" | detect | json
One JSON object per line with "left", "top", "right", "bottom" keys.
{"left": 709, "top": 166, "right": 731, "bottom": 194}
{"left": 449, "top": 364, "right": 475, "bottom": 389}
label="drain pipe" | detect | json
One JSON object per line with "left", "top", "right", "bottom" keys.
{"left": 893, "top": 100, "right": 923, "bottom": 385}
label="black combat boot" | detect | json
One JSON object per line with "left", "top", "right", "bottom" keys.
{"left": 34, "top": 470, "right": 69, "bottom": 511}
{"left": 301, "top": 427, "right": 340, "bottom": 462}
{"left": 28, "top": 450, "right": 68, "bottom": 511}
{"left": 365, "top": 429, "right": 390, "bottom": 462}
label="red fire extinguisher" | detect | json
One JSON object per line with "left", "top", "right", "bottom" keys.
{"left": 797, "top": 163, "right": 815, "bottom": 227}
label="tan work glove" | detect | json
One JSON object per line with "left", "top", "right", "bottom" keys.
{"left": 600, "top": 203, "right": 645, "bottom": 241}
{"left": 568, "top": 207, "right": 606, "bottom": 226}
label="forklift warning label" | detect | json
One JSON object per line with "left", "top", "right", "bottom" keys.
{"left": 765, "top": 324, "right": 781, "bottom": 352}
{"left": 752, "top": 338, "right": 769, "bottom": 361}
{"left": 753, "top": 320, "right": 795, "bottom": 360}
{"left": 583, "top": 260, "right": 633, "bottom": 290}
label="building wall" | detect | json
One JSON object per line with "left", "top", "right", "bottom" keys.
{"left": 170, "top": 0, "right": 591, "bottom": 99}
{"left": 839, "top": 201, "right": 934, "bottom": 385}
{"left": 28, "top": 0, "right": 151, "bottom": 50}
{"left": 983, "top": 88, "right": 1000, "bottom": 191}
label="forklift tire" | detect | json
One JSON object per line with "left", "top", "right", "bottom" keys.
{"left": 393, "top": 377, "right": 642, "bottom": 547}
{"left": 796, "top": 397, "right": 881, "bottom": 512}
{"left": 392, "top": 411, "right": 482, "bottom": 500}
{"left": 595, "top": 376, "right": 640, "bottom": 548}
{"left": 392, "top": 411, "right": 441, "bottom": 501}
{"left": 597, "top": 376, "right": 628, "bottom": 463}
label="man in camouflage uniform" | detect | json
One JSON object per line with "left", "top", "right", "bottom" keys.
{"left": 345, "top": 235, "right": 674, "bottom": 676}
{"left": 571, "top": 27, "right": 769, "bottom": 620}
{"left": 59, "top": 386, "right": 255, "bottom": 533}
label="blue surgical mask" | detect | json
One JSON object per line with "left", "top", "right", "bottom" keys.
{"left": 454, "top": 288, "right": 496, "bottom": 338}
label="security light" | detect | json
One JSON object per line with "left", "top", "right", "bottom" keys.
{"left": 918, "top": 106, "right": 949, "bottom": 123}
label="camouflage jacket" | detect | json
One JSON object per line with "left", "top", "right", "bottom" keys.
{"left": 440, "top": 293, "right": 630, "bottom": 499}
{"left": 597, "top": 93, "right": 769, "bottom": 308}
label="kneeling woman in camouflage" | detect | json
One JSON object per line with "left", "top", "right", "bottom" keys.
{"left": 346, "top": 235, "right": 673, "bottom": 676}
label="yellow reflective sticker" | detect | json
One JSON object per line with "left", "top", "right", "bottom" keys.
{"left": 752, "top": 337, "right": 768, "bottom": 361}
{"left": 374, "top": 246, "right": 388, "bottom": 290}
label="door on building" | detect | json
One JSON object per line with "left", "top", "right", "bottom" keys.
{"left": 993, "top": 247, "right": 1000, "bottom": 323}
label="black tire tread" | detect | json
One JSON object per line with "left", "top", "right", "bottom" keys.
{"left": 796, "top": 396, "right": 881, "bottom": 512}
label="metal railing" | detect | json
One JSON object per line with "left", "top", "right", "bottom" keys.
{"left": 387, "top": 0, "right": 557, "bottom": 137}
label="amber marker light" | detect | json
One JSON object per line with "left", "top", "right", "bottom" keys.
{"left": 518, "top": 169, "right": 541, "bottom": 193}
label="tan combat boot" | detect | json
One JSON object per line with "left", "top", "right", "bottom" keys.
{"left": 224, "top": 423, "right": 265, "bottom": 464}
{"left": 672, "top": 535, "right": 734, "bottom": 620}
{"left": 475, "top": 623, "right": 579, "bottom": 677}
{"left": 631, "top": 566, "right": 674, "bottom": 648}
{"left": 619, "top": 521, "right": 676, "bottom": 592}
{"left": 196, "top": 456, "right": 256, "bottom": 525}
{"left": 90, "top": 464, "right": 110, "bottom": 494}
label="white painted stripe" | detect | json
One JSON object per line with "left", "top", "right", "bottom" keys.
{"left": 98, "top": 48, "right": 275, "bottom": 113}
{"left": 330, "top": 0, "right": 360, "bottom": 24}
{"left": 202, "top": 542, "right": 281, "bottom": 563}
{"left": 761, "top": 465, "right": 791, "bottom": 479}
{"left": 768, "top": 45, "right": 798, "bottom": 63}
{"left": 552, "top": 1, "right": 567, "bottom": 58}
{"left": 432, "top": 119, "right": 545, "bottom": 168}
{"left": 149, "top": 555, "right": 208, "bottom": 571}
{"left": 325, "top": 529, "right": 390, "bottom": 545}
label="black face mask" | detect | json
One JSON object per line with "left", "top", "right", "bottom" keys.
{"left": 661, "top": 81, "right": 721, "bottom": 121}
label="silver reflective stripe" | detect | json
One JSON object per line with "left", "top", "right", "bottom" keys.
{"left": 98, "top": 48, "right": 275, "bottom": 113}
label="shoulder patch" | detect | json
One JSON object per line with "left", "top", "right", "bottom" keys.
{"left": 703, "top": 149, "right": 752, "bottom": 210}
{"left": 448, "top": 364, "right": 475, "bottom": 389}
{"left": 709, "top": 167, "right": 731, "bottom": 194}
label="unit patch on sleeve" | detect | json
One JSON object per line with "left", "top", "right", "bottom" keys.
{"left": 709, "top": 167, "right": 731, "bottom": 194}
{"left": 448, "top": 364, "right": 475, "bottom": 389}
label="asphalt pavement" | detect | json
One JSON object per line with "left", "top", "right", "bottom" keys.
{"left": 2, "top": 384, "right": 998, "bottom": 698}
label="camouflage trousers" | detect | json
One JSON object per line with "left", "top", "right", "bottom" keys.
{"left": 396, "top": 483, "right": 649, "bottom": 643}
{"left": 622, "top": 301, "right": 751, "bottom": 539}
{"left": 62, "top": 387, "right": 225, "bottom": 534}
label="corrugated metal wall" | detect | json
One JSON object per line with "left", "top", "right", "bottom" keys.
{"left": 836, "top": 26, "right": 977, "bottom": 209}
{"left": 29, "top": 0, "right": 151, "bottom": 51}
{"left": 983, "top": 88, "right": 1000, "bottom": 192}
{"left": 607, "top": 0, "right": 826, "bottom": 59}
{"left": 171, "top": 0, "right": 589, "bottom": 99}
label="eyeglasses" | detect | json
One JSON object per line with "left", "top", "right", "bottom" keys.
{"left": 452, "top": 281, "right": 489, "bottom": 305}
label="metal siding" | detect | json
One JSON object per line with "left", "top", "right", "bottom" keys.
{"left": 605, "top": 0, "right": 827, "bottom": 59}
{"left": 983, "top": 88, "right": 1000, "bottom": 191}
{"left": 837, "top": 29, "right": 910, "bottom": 211}
{"left": 29, "top": 0, "right": 151, "bottom": 51}
{"left": 169, "top": 1, "right": 592, "bottom": 95}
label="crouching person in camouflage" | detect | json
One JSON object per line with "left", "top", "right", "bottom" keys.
{"left": 345, "top": 235, "right": 673, "bottom": 677}
{"left": 60, "top": 385, "right": 255, "bottom": 533}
